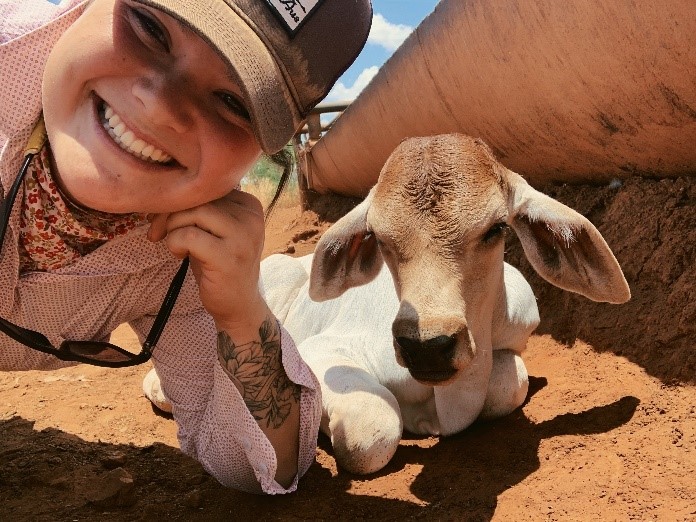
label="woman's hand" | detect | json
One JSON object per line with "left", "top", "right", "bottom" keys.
{"left": 147, "top": 191, "right": 301, "bottom": 487}
{"left": 146, "top": 189, "right": 268, "bottom": 333}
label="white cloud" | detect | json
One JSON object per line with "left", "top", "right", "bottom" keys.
{"left": 326, "top": 66, "right": 379, "bottom": 102}
{"left": 368, "top": 13, "right": 414, "bottom": 52}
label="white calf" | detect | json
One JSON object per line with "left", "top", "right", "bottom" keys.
{"left": 261, "top": 134, "right": 630, "bottom": 474}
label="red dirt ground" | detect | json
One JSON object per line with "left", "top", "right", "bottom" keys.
{"left": 1, "top": 176, "right": 694, "bottom": 521}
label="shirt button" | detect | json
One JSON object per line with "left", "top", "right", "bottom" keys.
{"left": 257, "top": 463, "right": 268, "bottom": 475}
{"left": 241, "top": 438, "right": 252, "bottom": 451}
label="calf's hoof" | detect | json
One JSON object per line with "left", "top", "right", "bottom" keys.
{"left": 480, "top": 350, "right": 528, "bottom": 419}
{"left": 327, "top": 400, "right": 403, "bottom": 475}
{"left": 142, "top": 368, "right": 172, "bottom": 414}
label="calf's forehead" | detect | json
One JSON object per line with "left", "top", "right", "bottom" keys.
{"left": 370, "top": 135, "right": 508, "bottom": 240}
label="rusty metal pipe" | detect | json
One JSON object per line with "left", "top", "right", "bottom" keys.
{"left": 305, "top": 0, "right": 696, "bottom": 196}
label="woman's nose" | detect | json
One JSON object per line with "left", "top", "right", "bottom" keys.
{"left": 131, "top": 76, "right": 191, "bottom": 134}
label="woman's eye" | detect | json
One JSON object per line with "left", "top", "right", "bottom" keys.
{"left": 130, "top": 7, "right": 169, "bottom": 51}
{"left": 482, "top": 222, "right": 509, "bottom": 244}
{"left": 217, "top": 92, "right": 251, "bottom": 122}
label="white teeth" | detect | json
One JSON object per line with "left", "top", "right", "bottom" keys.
{"left": 120, "top": 130, "right": 136, "bottom": 147}
{"left": 113, "top": 122, "right": 126, "bottom": 137}
{"left": 100, "top": 101, "right": 171, "bottom": 164}
{"left": 130, "top": 139, "right": 146, "bottom": 154}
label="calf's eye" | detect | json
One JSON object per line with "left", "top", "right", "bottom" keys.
{"left": 482, "top": 222, "right": 509, "bottom": 244}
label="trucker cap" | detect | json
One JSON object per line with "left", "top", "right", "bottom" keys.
{"left": 133, "top": 0, "right": 373, "bottom": 153}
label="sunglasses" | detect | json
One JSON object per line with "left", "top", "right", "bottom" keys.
{"left": 0, "top": 120, "right": 188, "bottom": 368}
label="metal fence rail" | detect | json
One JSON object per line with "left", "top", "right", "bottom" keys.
{"left": 297, "top": 101, "right": 350, "bottom": 143}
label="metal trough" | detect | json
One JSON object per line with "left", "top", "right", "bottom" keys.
{"left": 301, "top": 0, "right": 696, "bottom": 197}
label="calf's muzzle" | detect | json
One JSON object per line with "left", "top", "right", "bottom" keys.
{"left": 393, "top": 334, "right": 459, "bottom": 384}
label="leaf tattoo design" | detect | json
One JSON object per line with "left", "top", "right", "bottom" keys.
{"left": 217, "top": 317, "right": 301, "bottom": 429}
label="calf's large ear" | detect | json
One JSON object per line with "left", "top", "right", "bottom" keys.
{"left": 309, "top": 188, "right": 384, "bottom": 301}
{"left": 505, "top": 170, "right": 630, "bottom": 304}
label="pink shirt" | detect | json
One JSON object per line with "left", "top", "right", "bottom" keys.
{"left": 0, "top": 0, "right": 321, "bottom": 494}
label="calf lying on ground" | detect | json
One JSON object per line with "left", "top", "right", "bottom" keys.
{"left": 260, "top": 134, "right": 630, "bottom": 475}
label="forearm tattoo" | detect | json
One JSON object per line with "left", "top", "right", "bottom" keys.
{"left": 217, "top": 317, "right": 301, "bottom": 429}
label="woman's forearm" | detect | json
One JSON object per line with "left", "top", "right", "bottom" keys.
{"left": 216, "top": 313, "right": 302, "bottom": 488}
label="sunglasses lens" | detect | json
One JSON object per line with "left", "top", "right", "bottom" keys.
{"left": 62, "top": 341, "right": 135, "bottom": 364}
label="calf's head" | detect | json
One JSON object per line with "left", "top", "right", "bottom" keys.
{"left": 309, "top": 134, "right": 630, "bottom": 385}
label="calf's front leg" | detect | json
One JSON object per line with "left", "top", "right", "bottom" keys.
{"left": 480, "top": 263, "right": 538, "bottom": 419}
{"left": 300, "top": 337, "right": 403, "bottom": 475}
{"left": 480, "top": 349, "right": 529, "bottom": 419}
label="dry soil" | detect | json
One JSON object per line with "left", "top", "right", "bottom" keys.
{"left": 0, "top": 176, "right": 694, "bottom": 521}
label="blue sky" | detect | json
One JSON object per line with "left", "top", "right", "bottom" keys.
{"left": 325, "top": 1, "right": 440, "bottom": 103}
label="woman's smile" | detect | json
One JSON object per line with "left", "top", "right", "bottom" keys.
{"left": 89, "top": 91, "right": 183, "bottom": 175}
{"left": 99, "top": 99, "right": 173, "bottom": 164}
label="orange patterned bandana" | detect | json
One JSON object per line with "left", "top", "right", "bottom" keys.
{"left": 18, "top": 144, "right": 148, "bottom": 272}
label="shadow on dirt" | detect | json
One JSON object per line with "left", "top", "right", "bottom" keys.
{"left": 318, "top": 376, "right": 639, "bottom": 521}
{"left": 0, "top": 377, "right": 639, "bottom": 521}
{"left": 0, "top": 416, "right": 205, "bottom": 521}
{"left": 398, "top": 379, "right": 639, "bottom": 520}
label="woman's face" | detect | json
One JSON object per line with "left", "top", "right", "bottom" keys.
{"left": 42, "top": 0, "right": 262, "bottom": 214}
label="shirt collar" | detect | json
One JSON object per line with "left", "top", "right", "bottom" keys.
{"left": 1, "top": 1, "right": 87, "bottom": 192}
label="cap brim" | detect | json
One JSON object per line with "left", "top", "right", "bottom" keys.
{"left": 134, "top": 0, "right": 302, "bottom": 153}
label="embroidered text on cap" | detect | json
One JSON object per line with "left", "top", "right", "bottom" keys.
{"left": 264, "top": 0, "right": 325, "bottom": 35}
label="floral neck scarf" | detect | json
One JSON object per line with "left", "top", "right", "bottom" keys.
{"left": 18, "top": 144, "right": 148, "bottom": 272}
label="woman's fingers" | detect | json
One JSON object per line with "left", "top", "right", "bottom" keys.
{"left": 144, "top": 192, "right": 269, "bottom": 329}
{"left": 164, "top": 224, "right": 226, "bottom": 262}
{"left": 146, "top": 213, "right": 171, "bottom": 242}
{"left": 146, "top": 191, "right": 266, "bottom": 282}
{"left": 149, "top": 191, "right": 263, "bottom": 242}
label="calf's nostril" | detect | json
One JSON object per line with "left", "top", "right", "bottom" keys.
{"left": 424, "top": 334, "right": 457, "bottom": 357}
{"left": 395, "top": 336, "right": 420, "bottom": 352}
{"left": 395, "top": 334, "right": 458, "bottom": 360}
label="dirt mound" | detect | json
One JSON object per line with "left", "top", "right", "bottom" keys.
{"left": 506, "top": 176, "right": 695, "bottom": 384}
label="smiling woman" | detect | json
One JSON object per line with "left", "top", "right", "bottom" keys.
{"left": 0, "top": 0, "right": 372, "bottom": 495}
{"left": 42, "top": 0, "right": 261, "bottom": 215}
